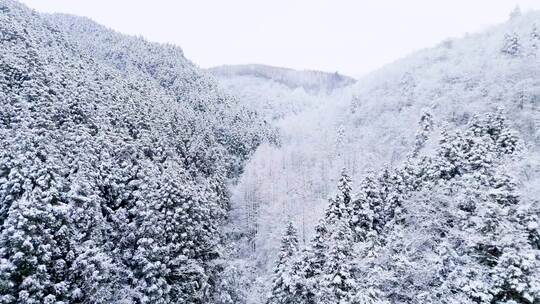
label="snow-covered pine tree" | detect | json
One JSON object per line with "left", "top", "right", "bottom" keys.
{"left": 325, "top": 170, "right": 353, "bottom": 223}
{"left": 267, "top": 221, "right": 300, "bottom": 304}
{"left": 318, "top": 220, "right": 357, "bottom": 304}
{"left": 412, "top": 111, "right": 434, "bottom": 157}
{"left": 0, "top": 164, "right": 70, "bottom": 303}
{"left": 377, "top": 167, "right": 407, "bottom": 227}
{"left": 337, "top": 169, "right": 352, "bottom": 208}
{"left": 301, "top": 220, "right": 329, "bottom": 304}
{"left": 431, "top": 126, "right": 467, "bottom": 180}
{"left": 350, "top": 172, "right": 384, "bottom": 242}
{"left": 501, "top": 32, "right": 522, "bottom": 57}
{"left": 132, "top": 186, "right": 170, "bottom": 304}
{"left": 305, "top": 169, "right": 353, "bottom": 280}
{"left": 297, "top": 172, "right": 358, "bottom": 304}
{"left": 466, "top": 167, "right": 538, "bottom": 302}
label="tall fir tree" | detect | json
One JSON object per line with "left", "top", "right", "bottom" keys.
{"left": 412, "top": 111, "right": 434, "bottom": 157}
{"left": 267, "top": 221, "right": 300, "bottom": 304}
{"left": 318, "top": 220, "right": 357, "bottom": 304}
{"left": 325, "top": 170, "right": 352, "bottom": 223}
{"left": 350, "top": 172, "right": 384, "bottom": 242}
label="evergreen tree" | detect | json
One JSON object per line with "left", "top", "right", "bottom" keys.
{"left": 433, "top": 126, "right": 466, "bottom": 179}
{"left": 325, "top": 170, "right": 352, "bottom": 223}
{"left": 377, "top": 167, "right": 407, "bottom": 227}
{"left": 301, "top": 220, "right": 329, "bottom": 304}
{"left": 337, "top": 169, "right": 352, "bottom": 208}
{"left": 350, "top": 172, "right": 384, "bottom": 241}
{"left": 501, "top": 32, "right": 522, "bottom": 57}
{"left": 412, "top": 111, "right": 434, "bottom": 157}
{"left": 318, "top": 220, "right": 357, "bottom": 304}
{"left": 300, "top": 173, "right": 359, "bottom": 304}
{"left": 0, "top": 165, "right": 70, "bottom": 303}
{"left": 267, "top": 221, "right": 300, "bottom": 304}
{"left": 490, "top": 247, "right": 540, "bottom": 303}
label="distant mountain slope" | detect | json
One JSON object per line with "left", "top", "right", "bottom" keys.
{"left": 0, "top": 1, "right": 271, "bottom": 303}
{"left": 209, "top": 64, "right": 355, "bottom": 121}
{"left": 209, "top": 64, "right": 355, "bottom": 93}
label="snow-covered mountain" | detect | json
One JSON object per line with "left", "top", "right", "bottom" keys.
{"left": 209, "top": 64, "right": 355, "bottom": 121}
{"left": 1, "top": 0, "right": 539, "bottom": 303}
{"left": 346, "top": 10, "right": 540, "bottom": 162}
{"left": 209, "top": 64, "right": 355, "bottom": 93}
{"left": 225, "top": 10, "right": 540, "bottom": 304}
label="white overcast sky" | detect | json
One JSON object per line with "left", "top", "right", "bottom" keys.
{"left": 20, "top": 0, "right": 540, "bottom": 76}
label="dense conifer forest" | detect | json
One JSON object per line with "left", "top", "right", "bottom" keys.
{"left": 1, "top": 1, "right": 539, "bottom": 303}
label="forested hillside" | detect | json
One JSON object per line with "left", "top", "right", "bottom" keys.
{"left": 1, "top": 1, "right": 539, "bottom": 303}
{"left": 221, "top": 10, "right": 540, "bottom": 304}
{"left": 267, "top": 110, "right": 539, "bottom": 303}
{"left": 0, "top": 1, "right": 271, "bottom": 303}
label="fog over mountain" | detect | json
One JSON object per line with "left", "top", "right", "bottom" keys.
{"left": 1, "top": 1, "right": 539, "bottom": 303}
